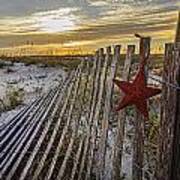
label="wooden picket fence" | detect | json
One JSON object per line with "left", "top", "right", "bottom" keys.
{"left": 0, "top": 36, "right": 179, "bottom": 180}
{"left": 0, "top": 13, "right": 180, "bottom": 180}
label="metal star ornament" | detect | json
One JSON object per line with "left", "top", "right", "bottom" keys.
{"left": 113, "top": 66, "right": 161, "bottom": 119}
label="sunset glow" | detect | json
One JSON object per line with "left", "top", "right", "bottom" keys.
{"left": 0, "top": 0, "right": 179, "bottom": 55}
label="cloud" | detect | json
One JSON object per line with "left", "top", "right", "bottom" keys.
{"left": 0, "top": 0, "right": 179, "bottom": 52}
{"left": 0, "top": 7, "right": 80, "bottom": 34}
{"left": 33, "top": 8, "right": 80, "bottom": 33}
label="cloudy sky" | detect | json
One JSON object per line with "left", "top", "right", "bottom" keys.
{"left": 0, "top": 0, "right": 179, "bottom": 55}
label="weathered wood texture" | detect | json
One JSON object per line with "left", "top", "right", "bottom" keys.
{"left": 22, "top": 68, "right": 82, "bottom": 180}
{"left": 0, "top": 63, "right": 81, "bottom": 180}
{"left": 156, "top": 44, "right": 180, "bottom": 180}
{"left": 2, "top": 29, "right": 180, "bottom": 180}
{"left": 77, "top": 52, "right": 99, "bottom": 180}
{"left": 170, "top": 46, "right": 180, "bottom": 180}
{"left": 132, "top": 37, "right": 151, "bottom": 180}
{"left": 84, "top": 49, "right": 103, "bottom": 180}
{"left": 156, "top": 15, "right": 180, "bottom": 180}
{"left": 57, "top": 62, "right": 89, "bottom": 180}
{"left": 106, "top": 45, "right": 121, "bottom": 180}
{"left": 97, "top": 46, "right": 112, "bottom": 179}
{"left": 97, "top": 45, "right": 121, "bottom": 180}
{"left": 46, "top": 64, "right": 84, "bottom": 180}
{"left": 113, "top": 45, "right": 135, "bottom": 180}
{"left": 69, "top": 61, "right": 91, "bottom": 180}
{"left": 86, "top": 48, "right": 109, "bottom": 180}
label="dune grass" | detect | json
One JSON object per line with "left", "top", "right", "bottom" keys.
{"left": 0, "top": 54, "right": 163, "bottom": 71}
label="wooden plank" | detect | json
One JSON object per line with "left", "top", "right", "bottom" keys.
{"left": 156, "top": 43, "right": 174, "bottom": 180}
{"left": 56, "top": 99, "right": 84, "bottom": 180}
{"left": 70, "top": 135, "right": 85, "bottom": 180}
{"left": 77, "top": 51, "right": 99, "bottom": 180}
{"left": 102, "top": 45, "right": 121, "bottom": 180}
{"left": 2, "top": 69, "right": 77, "bottom": 180}
{"left": 156, "top": 44, "right": 180, "bottom": 180}
{"left": 31, "top": 67, "right": 81, "bottom": 180}
{"left": 171, "top": 15, "right": 180, "bottom": 179}
{"left": 3, "top": 69, "right": 78, "bottom": 179}
{"left": 0, "top": 93, "right": 52, "bottom": 174}
{"left": 170, "top": 47, "right": 180, "bottom": 180}
{"left": 3, "top": 86, "right": 60, "bottom": 180}
{"left": 19, "top": 68, "right": 80, "bottom": 180}
{"left": 132, "top": 37, "right": 151, "bottom": 180}
{"left": 45, "top": 63, "right": 83, "bottom": 180}
{"left": 69, "top": 60, "right": 91, "bottom": 180}
{"left": 97, "top": 46, "right": 112, "bottom": 179}
{"left": 0, "top": 89, "right": 54, "bottom": 164}
{"left": 85, "top": 48, "right": 105, "bottom": 180}
{"left": 0, "top": 90, "right": 51, "bottom": 148}
{"left": 86, "top": 46, "right": 114, "bottom": 179}
{"left": 113, "top": 45, "right": 135, "bottom": 179}
{"left": 57, "top": 61, "right": 90, "bottom": 179}
{"left": 122, "top": 45, "right": 135, "bottom": 80}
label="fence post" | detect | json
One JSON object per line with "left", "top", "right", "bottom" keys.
{"left": 109, "top": 45, "right": 121, "bottom": 180}
{"left": 171, "top": 12, "right": 180, "bottom": 180}
{"left": 132, "top": 37, "right": 151, "bottom": 180}
{"left": 85, "top": 48, "right": 105, "bottom": 180}
{"left": 77, "top": 50, "right": 100, "bottom": 180}
{"left": 113, "top": 45, "right": 135, "bottom": 179}
{"left": 156, "top": 43, "right": 174, "bottom": 180}
{"left": 156, "top": 44, "right": 180, "bottom": 180}
{"left": 97, "top": 45, "right": 120, "bottom": 180}
{"left": 98, "top": 46, "right": 112, "bottom": 179}
{"left": 170, "top": 46, "right": 180, "bottom": 180}
{"left": 123, "top": 45, "right": 135, "bottom": 80}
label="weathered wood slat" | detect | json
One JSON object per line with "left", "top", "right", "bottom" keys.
{"left": 168, "top": 16, "right": 180, "bottom": 179}
{"left": 156, "top": 44, "right": 180, "bottom": 180}
{"left": 77, "top": 52, "right": 99, "bottom": 180}
{"left": 68, "top": 61, "right": 91, "bottom": 180}
{"left": 98, "top": 46, "right": 112, "bottom": 179}
{"left": 3, "top": 70, "right": 76, "bottom": 180}
{"left": 111, "top": 45, "right": 123, "bottom": 179}
{"left": 45, "top": 63, "right": 83, "bottom": 180}
{"left": 156, "top": 43, "right": 174, "bottom": 180}
{"left": 132, "top": 37, "right": 151, "bottom": 180}
{"left": 0, "top": 86, "right": 59, "bottom": 163}
{"left": 0, "top": 87, "right": 58, "bottom": 179}
{"left": 0, "top": 89, "right": 53, "bottom": 161}
{"left": 0, "top": 74, "right": 65, "bottom": 137}
{"left": 113, "top": 45, "right": 135, "bottom": 179}
{"left": 5, "top": 92, "right": 58, "bottom": 179}
{"left": 2, "top": 34, "right": 180, "bottom": 180}
{"left": 19, "top": 66, "right": 81, "bottom": 180}
{"left": 170, "top": 47, "right": 180, "bottom": 180}
{"left": 52, "top": 61, "right": 89, "bottom": 179}
{"left": 57, "top": 118, "right": 79, "bottom": 179}
{"left": 30, "top": 69, "right": 80, "bottom": 180}
{"left": 0, "top": 89, "right": 53, "bottom": 147}
{"left": 70, "top": 135, "right": 85, "bottom": 180}
{"left": 0, "top": 97, "right": 52, "bottom": 169}
{"left": 85, "top": 48, "right": 106, "bottom": 180}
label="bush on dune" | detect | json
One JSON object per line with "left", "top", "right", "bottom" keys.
{"left": 5, "top": 86, "right": 24, "bottom": 110}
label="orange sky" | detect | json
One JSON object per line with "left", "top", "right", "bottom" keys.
{"left": 0, "top": 0, "right": 179, "bottom": 55}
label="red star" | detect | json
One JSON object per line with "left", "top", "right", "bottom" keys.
{"left": 113, "top": 67, "right": 161, "bottom": 119}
